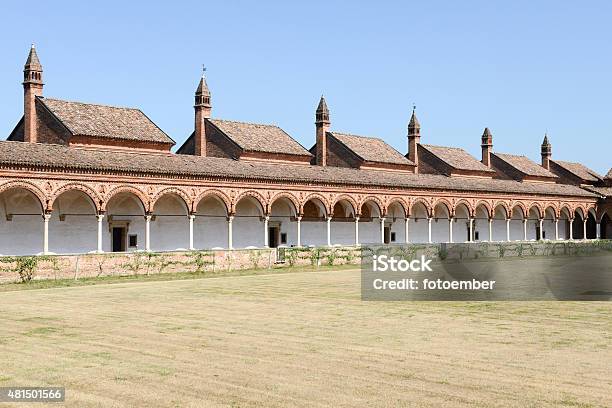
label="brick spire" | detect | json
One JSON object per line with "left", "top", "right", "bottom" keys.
{"left": 481, "top": 127, "right": 493, "bottom": 167}
{"left": 23, "top": 44, "right": 44, "bottom": 143}
{"left": 407, "top": 106, "right": 420, "bottom": 171}
{"left": 194, "top": 69, "right": 211, "bottom": 156}
{"left": 541, "top": 133, "right": 552, "bottom": 170}
{"left": 315, "top": 96, "right": 330, "bottom": 166}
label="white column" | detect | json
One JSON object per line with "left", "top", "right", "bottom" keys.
{"left": 448, "top": 217, "right": 453, "bottom": 243}
{"left": 144, "top": 214, "right": 152, "bottom": 251}
{"left": 188, "top": 214, "right": 195, "bottom": 250}
{"left": 555, "top": 219, "right": 559, "bottom": 241}
{"left": 506, "top": 218, "right": 511, "bottom": 242}
{"left": 326, "top": 216, "right": 332, "bottom": 247}
{"left": 263, "top": 215, "right": 270, "bottom": 248}
{"left": 488, "top": 218, "right": 493, "bottom": 242}
{"left": 583, "top": 219, "right": 587, "bottom": 240}
{"left": 427, "top": 217, "right": 432, "bottom": 244}
{"left": 569, "top": 219, "right": 574, "bottom": 240}
{"left": 539, "top": 218, "right": 544, "bottom": 241}
{"left": 296, "top": 216, "right": 302, "bottom": 247}
{"left": 468, "top": 218, "right": 474, "bottom": 242}
{"left": 354, "top": 216, "right": 360, "bottom": 246}
{"left": 380, "top": 217, "right": 386, "bottom": 244}
{"left": 405, "top": 217, "right": 410, "bottom": 243}
{"left": 227, "top": 215, "right": 234, "bottom": 249}
{"left": 42, "top": 213, "right": 51, "bottom": 254}
{"left": 96, "top": 214, "right": 105, "bottom": 253}
{"left": 596, "top": 222, "right": 601, "bottom": 239}
{"left": 523, "top": 219, "right": 528, "bottom": 241}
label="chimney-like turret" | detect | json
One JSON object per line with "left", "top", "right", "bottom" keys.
{"left": 194, "top": 71, "right": 211, "bottom": 156}
{"left": 23, "top": 44, "right": 43, "bottom": 143}
{"left": 481, "top": 127, "right": 493, "bottom": 167}
{"left": 541, "top": 133, "right": 552, "bottom": 170}
{"left": 407, "top": 107, "right": 420, "bottom": 172}
{"left": 315, "top": 96, "right": 330, "bottom": 166}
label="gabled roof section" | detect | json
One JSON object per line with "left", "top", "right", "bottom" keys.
{"left": 493, "top": 153, "right": 557, "bottom": 179}
{"left": 551, "top": 160, "right": 602, "bottom": 183}
{"left": 420, "top": 144, "right": 495, "bottom": 173}
{"left": 39, "top": 98, "right": 175, "bottom": 145}
{"left": 329, "top": 132, "right": 414, "bottom": 165}
{"left": 208, "top": 119, "right": 311, "bottom": 157}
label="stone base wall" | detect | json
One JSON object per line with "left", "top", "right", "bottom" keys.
{"left": 0, "top": 241, "right": 610, "bottom": 284}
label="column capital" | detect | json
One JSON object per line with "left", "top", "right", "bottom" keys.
{"left": 264, "top": 215, "right": 270, "bottom": 221}
{"left": 227, "top": 214, "right": 235, "bottom": 221}
{"left": 96, "top": 214, "right": 105, "bottom": 221}
{"left": 326, "top": 215, "right": 332, "bottom": 222}
{"left": 144, "top": 214, "right": 152, "bottom": 221}
{"left": 188, "top": 214, "right": 196, "bottom": 220}
{"left": 354, "top": 215, "right": 360, "bottom": 222}
{"left": 296, "top": 215, "right": 302, "bottom": 221}
{"left": 42, "top": 213, "right": 51, "bottom": 221}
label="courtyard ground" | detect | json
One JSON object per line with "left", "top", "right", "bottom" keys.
{"left": 0, "top": 268, "right": 610, "bottom": 407}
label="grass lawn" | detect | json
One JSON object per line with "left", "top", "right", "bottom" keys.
{"left": 0, "top": 268, "right": 610, "bottom": 407}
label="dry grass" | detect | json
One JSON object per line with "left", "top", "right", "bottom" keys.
{"left": 0, "top": 269, "right": 610, "bottom": 407}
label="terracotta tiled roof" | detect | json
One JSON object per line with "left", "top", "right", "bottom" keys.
{"left": 420, "top": 144, "right": 494, "bottom": 173}
{"left": 330, "top": 132, "right": 414, "bottom": 165}
{"left": 0, "top": 141, "right": 595, "bottom": 198}
{"left": 208, "top": 119, "right": 311, "bottom": 156}
{"left": 493, "top": 153, "right": 557, "bottom": 178}
{"left": 551, "top": 160, "right": 602, "bottom": 182}
{"left": 583, "top": 186, "right": 612, "bottom": 198}
{"left": 39, "top": 98, "right": 175, "bottom": 145}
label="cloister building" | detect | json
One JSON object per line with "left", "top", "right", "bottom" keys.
{"left": 1, "top": 46, "right": 610, "bottom": 255}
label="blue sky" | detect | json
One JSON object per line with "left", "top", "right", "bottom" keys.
{"left": 1, "top": 1, "right": 610, "bottom": 174}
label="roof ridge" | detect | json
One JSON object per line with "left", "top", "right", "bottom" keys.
{"left": 210, "top": 118, "right": 280, "bottom": 128}
{"left": 41, "top": 97, "right": 142, "bottom": 112}
{"left": 331, "top": 131, "right": 385, "bottom": 142}
{"left": 421, "top": 143, "right": 463, "bottom": 150}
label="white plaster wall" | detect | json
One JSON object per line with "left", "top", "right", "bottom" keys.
{"left": 194, "top": 198, "right": 228, "bottom": 249}
{"left": 0, "top": 191, "right": 43, "bottom": 255}
{"left": 49, "top": 214, "right": 98, "bottom": 254}
{"left": 301, "top": 221, "right": 327, "bottom": 247}
{"left": 233, "top": 199, "right": 264, "bottom": 248}
{"left": 151, "top": 195, "right": 189, "bottom": 251}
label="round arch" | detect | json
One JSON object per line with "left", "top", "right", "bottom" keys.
{"left": 409, "top": 197, "right": 432, "bottom": 218}
{"left": 359, "top": 196, "right": 385, "bottom": 217}
{"left": 331, "top": 194, "right": 358, "bottom": 217}
{"left": 300, "top": 193, "right": 330, "bottom": 216}
{"left": 49, "top": 183, "right": 101, "bottom": 213}
{"left": 432, "top": 198, "right": 453, "bottom": 218}
{"left": 193, "top": 189, "right": 231, "bottom": 215}
{"left": 527, "top": 203, "right": 544, "bottom": 219}
{"left": 492, "top": 201, "right": 510, "bottom": 219}
{"left": 386, "top": 197, "right": 409, "bottom": 218}
{"left": 103, "top": 186, "right": 148, "bottom": 213}
{"left": 473, "top": 200, "right": 493, "bottom": 218}
{"left": 454, "top": 199, "right": 474, "bottom": 218}
{"left": 233, "top": 191, "right": 266, "bottom": 216}
{"left": 510, "top": 202, "right": 527, "bottom": 218}
{"left": 151, "top": 188, "right": 191, "bottom": 214}
{"left": 268, "top": 192, "right": 300, "bottom": 216}
{"left": 0, "top": 181, "right": 46, "bottom": 212}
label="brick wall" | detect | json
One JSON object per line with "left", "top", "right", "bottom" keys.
{"left": 0, "top": 241, "right": 610, "bottom": 284}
